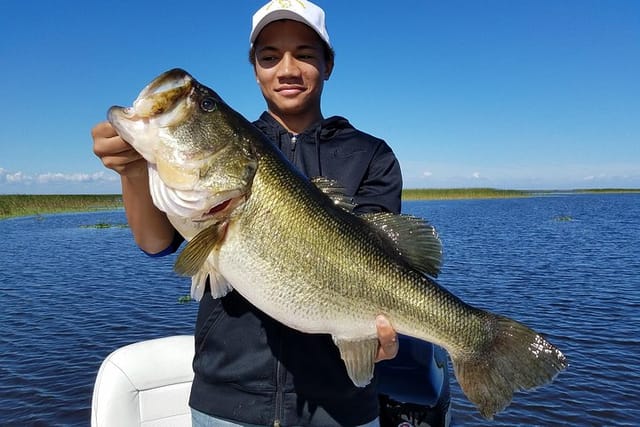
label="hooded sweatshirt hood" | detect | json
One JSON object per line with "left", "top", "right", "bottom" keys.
{"left": 253, "top": 111, "right": 402, "bottom": 214}
{"left": 253, "top": 112, "right": 351, "bottom": 177}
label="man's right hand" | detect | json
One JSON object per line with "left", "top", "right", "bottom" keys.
{"left": 91, "top": 121, "right": 147, "bottom": 177}
{"left": 91, "top": 120, "right": 177, "bottom": 253}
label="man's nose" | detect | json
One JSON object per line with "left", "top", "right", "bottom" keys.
{"left": 278, "top": 52, "right": 300, "bottom": 77}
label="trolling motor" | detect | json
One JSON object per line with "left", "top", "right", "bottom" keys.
{"left": 377, "top": 336, "right": 451, "bottom": 427}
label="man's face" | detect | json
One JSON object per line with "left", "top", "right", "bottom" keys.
{"left": 253, "top": 20, "right": 333, "bottom": 120}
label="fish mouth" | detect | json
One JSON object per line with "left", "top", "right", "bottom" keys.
{"left": 133, "top": 69, "right": 193, "bottom": 118}
{"left": 107, "top": 69, "right": 198, "bottom": 165}
{"left": 108, "top": 69, "right": 193, "bottom": 122}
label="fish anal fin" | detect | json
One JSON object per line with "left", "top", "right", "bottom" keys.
{"left": 361, "top": 212, "right": 443, "bottom": 277}
{"left": 174, "top": 222, "right": 225, "bottom": 277}
{"left": 451, "top": 314, "right": 568, "bottom": 419}
{"left": 333, "top": 337, "right": 379, "bottom": 387}
{"left": 311, "top": 176, "right": 356, "bottom": 212}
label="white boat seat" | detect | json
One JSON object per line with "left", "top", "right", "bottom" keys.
{"left": 91, "top": 335, "right": 195, "bottom": 427}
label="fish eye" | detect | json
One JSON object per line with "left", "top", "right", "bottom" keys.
{"left": 200, "top": 97, "right": 217, "bottom": 112}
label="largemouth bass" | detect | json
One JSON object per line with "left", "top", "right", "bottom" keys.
{"left": 107, "top": 68, "right": 567, "bottom": 419}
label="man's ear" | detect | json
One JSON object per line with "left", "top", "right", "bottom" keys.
{"left": 324, "top": 60, "right": 334, "bottom": 81}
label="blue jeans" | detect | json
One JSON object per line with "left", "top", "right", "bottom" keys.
{"left": 191, "top": 409, "right": 380, "bottom": 427}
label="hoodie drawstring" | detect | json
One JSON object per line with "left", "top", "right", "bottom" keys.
{"left": 314, "top": 128, "right": 322, "bottom": 177}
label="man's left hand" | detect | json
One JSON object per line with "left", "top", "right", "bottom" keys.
{"left": 375, "top": 315, "right": 398, "bottom": 362}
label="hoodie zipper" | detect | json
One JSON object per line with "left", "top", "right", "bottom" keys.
{"left": 290, "top": 134, "right": 298, "bottom": 150}
{"left": 273, "top": 333, "right": 286, "bottom": 427}
{"left": 273, "top": 360, "right": 283, "bottom": 427}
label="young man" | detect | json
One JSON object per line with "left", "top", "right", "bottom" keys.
{"left": 93, "top": 1, "right": 414, "bottom": 426}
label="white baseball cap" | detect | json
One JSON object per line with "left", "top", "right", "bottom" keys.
{"left": 250, "top": 0, "right": 331, "bottom": 48}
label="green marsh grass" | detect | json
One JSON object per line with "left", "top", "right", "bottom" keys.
{"left": 402, "top": 188, "right": 530, "bottom": 200}
{"left": 0, "top": 195, "right": 123, "bottom": 219}
{"left": 80, "top": 222, "right": 129, "bottom": 229}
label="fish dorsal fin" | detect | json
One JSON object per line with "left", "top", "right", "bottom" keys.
{"left": 311, "top": 175, "right": 442, "bottom": 276}
{"left": 174, "top": 223, "right": 233, "bottom": 299}
{"left": 311, "top": 177, "right": 356, "bottom": 212}
{"left": 361, "top": 212, "right": 443, "bottom": 278}
{"left": 333, "top": 336, "right": 379, "bottom": 387}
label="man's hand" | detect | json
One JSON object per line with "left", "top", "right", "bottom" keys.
{"left": 92, "top": 121, "right": 147, "bottom": 177}
{"left": 375, "top": 315, "right": 398, "bottom": 362}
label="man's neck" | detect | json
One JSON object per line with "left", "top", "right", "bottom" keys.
{"left": 267, "top": 110, "right": 323, "bottom": 135}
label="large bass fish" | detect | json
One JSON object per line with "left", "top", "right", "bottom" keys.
{"left": 108, "top": 69, "right": 567, "bottom": 419}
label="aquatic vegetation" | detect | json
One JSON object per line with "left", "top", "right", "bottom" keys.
{"left": 80, "top": 222, "right": 129, "bottom": 229}
{"left": 402, "top": 188, "right": 530, "bottom": 200}
{"left": 177, "top": 295, "right": 193, "bottom": 304}
{"left": 0, "top": 195, "right": 122, "bottom": 219}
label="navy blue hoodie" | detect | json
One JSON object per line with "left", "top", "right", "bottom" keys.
{"left": 188, "top": 112, "right": 403, "bottom": 426}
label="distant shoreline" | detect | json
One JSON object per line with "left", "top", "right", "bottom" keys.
{"left": 0, "top": 194, "right": 123, "bottom": 220}
{"left": 1, "top": 189, "right": 639, "bottom": 219}
{"left": 402, "top": 187, "right": 640, "bottom": 200}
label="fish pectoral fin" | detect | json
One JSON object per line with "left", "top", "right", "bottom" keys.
{"left": 333, "top": 337, "right": 379, "bottom": 387}
{"left": 361, "top": 212, "right": 443, "bottom": 278}
{"left": 174, "top": 223, "right": 224, "bottom": 276}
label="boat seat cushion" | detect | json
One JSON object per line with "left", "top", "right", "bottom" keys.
{"left": 91, "top": 335, "right": 195, "bottom": 426}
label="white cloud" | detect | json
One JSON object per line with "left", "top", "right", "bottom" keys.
{"left": 0, "top": 169, "right": 117, "bottom": 184}
{"left": 0, "top": 167, "right": 120, "bottom": 193}
{"left": 582, "top": 173, "right": 608, "bottom": 182}
{"left": 35, "top": 171, "right": 116, "bottom": 184}
{"left": 472, "top": 172, "right": 481, "bottom": 179}
{"left": 6, "top": 171, "right": 31, "bottom": 183}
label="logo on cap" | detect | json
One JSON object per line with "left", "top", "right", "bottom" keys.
{"left": 267, "top": 0, "right": 306, "bottom": 10}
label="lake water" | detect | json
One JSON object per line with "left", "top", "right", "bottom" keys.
{"left": 1, "top": 194, "right": 639, "bottom": 426}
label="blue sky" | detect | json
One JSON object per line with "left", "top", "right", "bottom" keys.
{"left": 1, "top": 0, "right": 638, "bottom": 193}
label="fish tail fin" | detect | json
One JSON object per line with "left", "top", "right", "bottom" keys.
{"left": 450, "top": 314, "right": 567, "bottom": 419}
